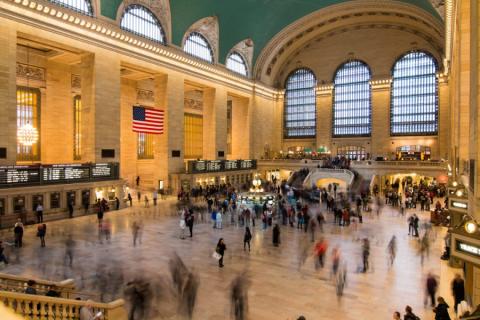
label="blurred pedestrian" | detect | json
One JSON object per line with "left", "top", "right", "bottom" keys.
{"left": 425, "top": 272, "right": 439, "bottom": 307}
{"left": 273, "top": 224, "right": 280, "bottom": 247}
{"left": 216, "top": 238, "right": 226, "bottom": 268}
{"left": 362, "top": 238, "right": 370, "bottom": 273}
{"left": 452, "top": 274, "right": 465, "bottom": 313}
{"left": 0, "top": 241, "right": 8, "bottom": 265}
{"left": 243, "top": 227, "right": 252, "bottom": 252}
{"left": 35, "top": 203, "right": 44, "bottom": 223}
{"left": 37, "top": 223, "right": 46, "bottom": 247}
{"left": 14, "top": 219, "right": 24, "bottom": 248}
{"left": 433, "top": 297, "right": 451, "bottom": 320}
{"left": 404, "top": 305, "right": 419, "bottom": 320}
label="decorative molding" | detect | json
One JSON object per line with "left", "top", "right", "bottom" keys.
{"left": 137, "top": 89, "right": 154, "bottom": 103}
{"left": 184, "top": 98, "right": 203, "bottom": 111}
{"left": 254, "top": 1, "right": 445, "bottom": 83}
{"left": 1, "top": 0, "right": 281, "bottom": 100}
{"left": 183, "top": 16, "right": 219, "bottom": 63}
{"left": 71, "top": 74, "right": 81, "bottom": 89}
{"left": 16, "top": 63, "right": 45, "bottom": 81}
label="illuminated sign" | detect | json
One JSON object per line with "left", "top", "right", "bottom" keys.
{"left": 0, "top": 163, "right": 118, "bottom": 188}
{"left": 457, "top": 240, "right": 480, "bottom": 258}
{"left": 188, "top": 160, "right": 257, "bottom": 173}
{"left": 452, "top": 201, "right": 468, "bottom": 209}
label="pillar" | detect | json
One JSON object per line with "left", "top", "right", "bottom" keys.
{"left": 0, "top": 18, "right": 17, "bottom": 165}
{"left": 203, "top": 86, "right": 228, "bottom": 159}
{"left": 371, "top": 85, "right": 391, "bottom": 157}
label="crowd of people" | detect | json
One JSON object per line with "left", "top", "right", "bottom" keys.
{"left": 0, "top": 169, "right": 468, "bottom": 320}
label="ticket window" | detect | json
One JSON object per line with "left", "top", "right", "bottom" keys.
{"left": 32, "top": 195, "right": 43, "bottom": 211}
{"left": 0, "top": 199, "right": 5, "bottom": 216}
{"left": 66, "top": 192, "right": 76, "bottom": 206}
{"left": 50, "top": 192, "right": 60, "bottom": 209}
{"left": 81, "top": 190, "right": 90, "bottom": 206}
{"left": 13, "top": 197, "right": 25, "bottom": 214}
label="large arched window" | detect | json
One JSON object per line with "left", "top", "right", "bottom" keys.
{"left": 391, "top": 51, "right": 438, "bottom": 135}
{"left": 333, "top": 60, "right": 371, "bottom": 137}
{"left": 226, "top": 52, "right": 248, "bottom": 76}
{"left": 184, "top": 32, "right": 214, "bottom": 63}
{"left": 284, "top": 69, "right": 316, "bottom": 138}
{"left": 120, "top": 5, "right": 166, "bottom": 44}
{"left": 49, "top": 0, "right": 93, "bottom": 16}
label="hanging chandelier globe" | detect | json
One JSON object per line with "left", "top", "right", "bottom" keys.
{"left": 17, "top": 122, "right": 39, "bottom": 146}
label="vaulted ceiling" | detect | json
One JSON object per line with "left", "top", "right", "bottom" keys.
{"left": 99, "top": 0, "right": 443, "bottom": 64}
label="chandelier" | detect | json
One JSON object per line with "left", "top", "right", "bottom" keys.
{"left": 17, "top": 122, "right": 39, "bottom": 146}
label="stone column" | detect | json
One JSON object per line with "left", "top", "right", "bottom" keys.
{"left": 44, "top": 61, "right": 72, "bottom": 163}
{"left": 153, "top": 72, "right": 185, "bottom": 189}
{"left": 120, "top": 78, "right": 137, "bottom": 184}
{"left": 0, "top": 19, "right": 17, "bottom": 165}
{"left": 203, "top": 86, "right": 228, "bottom": 159}
{"left": 371, "top": 85, "right": 391, "bottom": 158}
{"left": 81, "top": 51, "right": 121, "bottom": 163}
{"left": 316, "top": 89, "right": 333, "bottom": 152}
{"left": 230, "top": 96, "right": 250, "bottom": 159}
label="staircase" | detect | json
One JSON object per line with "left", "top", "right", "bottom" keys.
{"left": 0, "top": 273, "right": 126, "bottom": 319}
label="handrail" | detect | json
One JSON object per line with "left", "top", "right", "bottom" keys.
{"left": 302, "top": 168, "right": 355, "bottom": 188}
{"left": 0, "top": 290, "right": 126, "bottom": 320}
{"left": 0, "top": 273, "right": 75, "bottom": 298}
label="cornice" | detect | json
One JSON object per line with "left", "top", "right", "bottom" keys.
{"left": 0, "top": 0, "right": 282, "bottom": 100}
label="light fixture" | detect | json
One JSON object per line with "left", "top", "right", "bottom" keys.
{"left": 17, "top": 122, "right": 39, "bottom": 146}
{"left": 456, "top": 190, "right": 463, "bottom": 197}
{"left": 465, "top": 221, "right": 478, "bottom": 234}
{"left": 452, "top": 181, "right": 458, "bottom": 187}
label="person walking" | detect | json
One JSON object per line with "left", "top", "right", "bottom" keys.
{"left": 434, "top": 297, "right": 451, "bottom": 320}
{"left": 0, "top": 241, "right": 9, "bottom": 265}
{"left": 216, "top": 211, "right": 223, "bottom": 229}
{"left": 362, "top": 238, "right": 370, "bottom": 273}
{"left": 186, "top": 211, "right": 194, "bottom": 237}
{"left": 127, "top": 193, "right": 133, "bottom": 207}
{"left": 387, "top": 235, "right": 397, "bottom": 266}
{"left": 216, "top": 238, "right": 226, "bottom": 268}
{"left": 132, "top": 221, "right": 142, "bottom": 246}
{"left": 426, "top": 272, "right": 439, "bottom": 307}
{"left": 14, "top": 219, "right": 24, "bottom": 248}
{"left": 243, "top": 227, "right": 252, "bottom": 252}
{"left": 115, "top": 197, "right": 120, "bottom": 210}
{"left": 272, "top": 224, "right": 280, "bottom": 247}
{"left": 68, "top": 200, "right": 74, "bottom": 218}
{"left": 153, "top": 190, "right": 158, "bottom": 206}
{"left": 314, "top": 238, "right": 328, "bottom": 269}
{"left": 35, "top": 203, "right": 44, "bottom": 223}
{"left": 404, "top": 305, "right": 420, "bottom": 320}
{"left": 144, "top": 195, "right": 149, "bottom": 208}
{"left": 452, "top": 274, "right": 465, "bottom": 313}
{"left": 37, "top": 223, "right": 46, "bottom": 247}
{"left": 392, "top": 311, "right": 401, "bottom": 320}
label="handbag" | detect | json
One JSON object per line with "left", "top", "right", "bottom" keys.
{"left": 212, "top": 251, "right": 222, "bottom": 260}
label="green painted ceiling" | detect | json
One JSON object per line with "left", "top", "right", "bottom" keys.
{"left": 100, "top": 0, "right": 441, "bottom": 64}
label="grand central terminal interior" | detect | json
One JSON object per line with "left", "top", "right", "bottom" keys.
{"left": 0, "top": 0, "right": 479, "bottom": 319}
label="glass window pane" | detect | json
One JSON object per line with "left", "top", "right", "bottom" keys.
{"left": 333, "top": 60, "right": 371, "bottom": 137}
{"left": 284, "top": 69, "right": 316, "bottom": 138}
{"left": 121, "top": 5, "right": 165, "bottom": 44}
{"left": 390, "top": 51, "right": 438, "bottom": 135}
{"left": 48, "top": 0, "right": 93, "bottom": 16}
{"left": 183, "top": 32, "right": 214, "bottom": 63}
{"left": 226, "top": 52, "right": 248, "bottom": 76}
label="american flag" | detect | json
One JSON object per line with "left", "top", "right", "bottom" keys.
{"left": 132, "top": 106, "right": 164, "bottom": 134}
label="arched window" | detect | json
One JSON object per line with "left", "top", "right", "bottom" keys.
{"left": 391, "top": 51, "right": 438, "bottom": 135}
{"left": 184, "top": 32, "right": 214, "bottom": 63}
{"left": 333, "top": 60, "right": 371, "bottom": 137}
{"left": 49, "top": 0, "right": 93, "bottom": 16}
{"left": 121, "top": 5, "right": 166, "bottom": 44}
{"left": 48, "top": 0, "right": 93, "bottom": 16}
{"left": 226, "top": 52, "right": 248, "bottom": 76}
{"left": 284, "top": 69, "right": 316, "bottom": 138}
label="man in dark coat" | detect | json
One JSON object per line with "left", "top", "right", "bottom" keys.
{"left": 452, "top": 274, "right": 465, "bottom": 313}
{"left": 434, "top": 297, "right": 451, "bottom": 320}
{"left": 273, "top": 224, "right": 280, "bottom": 247}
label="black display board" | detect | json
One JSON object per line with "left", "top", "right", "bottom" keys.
{"left": 0, "top": 163, "right": 119, "bottom": 188}
{"left": 188, "top": 160, "right": 256, "bottom": 174}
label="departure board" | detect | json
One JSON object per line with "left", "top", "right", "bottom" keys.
{"left": 0, "top": 163, "right": 119, "bottom": 189}
{"left": 188, "top": 160, "right": 256, "bottom": 173}
{"left": 42, "top": 165, "right": 90, "bottom": 183}
{"left": 0, "top": 166, "right": 41, "bottom": 186}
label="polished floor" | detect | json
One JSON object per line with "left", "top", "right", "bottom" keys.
{"left": 0, "top": 198, "right": 456, "bottom": 320}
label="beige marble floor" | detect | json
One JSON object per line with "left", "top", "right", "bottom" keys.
{"left": 0, "top": 199, "right": 458, "bottom": 320}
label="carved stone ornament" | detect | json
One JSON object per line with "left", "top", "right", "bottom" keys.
{"left": 184, "top": 16, "right": 219, "bottom": 62}
{"left": 184, "top": 98, "right": 203, "bottom": 111}
{"left": 71, "top": 74, "right": 81, "bottom": 89}
{"left": 16, "top": 63, "right": 45, "bottom": 81}
{"left": 137, "top": 89, "right": 154, "bottom": 102}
